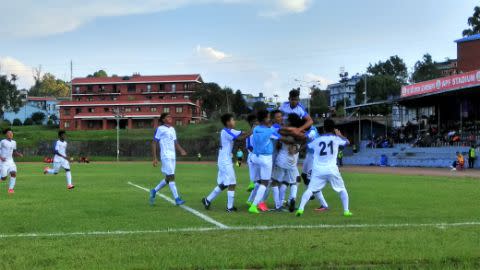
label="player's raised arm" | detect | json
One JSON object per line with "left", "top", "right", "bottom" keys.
{"left": 299, "top": 114, "right": 314, "bottom": 132}
{"left": 335, "top": 129, "right": 350, "bottom": 146}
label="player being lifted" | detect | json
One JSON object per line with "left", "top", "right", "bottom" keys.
{"left": 149, "top": 113, "right": 188, "bottom": 206}
{"left": 202, "top": 113, "right": 250, "bottom": 212}
{"left": 0, "top": 129, "right": 23, "bottom": 194}
{"left": 296, "top": 119, "right": 352, "bottom": 217}
{"left": 44, "top": 131, "right": 75, "bottom": 189}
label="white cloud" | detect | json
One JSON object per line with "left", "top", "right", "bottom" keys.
{"left": 0, "top": 0, "right": 313, "bottom": 38}
{"left": 0, "top": 57, "right": 35, "bottom": 89}
{"left": 195, "top": 45, "right": 231, "bottom": 62}
{"left": 303, "top": 73, "right": 332, "bottom": 89}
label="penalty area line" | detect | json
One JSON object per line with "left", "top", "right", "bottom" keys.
{"left": 0, "top": 222, "right": 479, "bottom": 239}
{"left": 127, "top": 181, "right": 229, "bottom": 229}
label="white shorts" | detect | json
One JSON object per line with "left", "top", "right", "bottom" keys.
{"left": 161, "top": 158, "right": 176, "bottom": 176}
{"left": 309, "top": 167, "right": 346, "bottom": 193}
{"left": 217, "top": 163, "right": 236, "bottom": 186}
{"left": 52, "top": 158, "right": 71, "bottom": 173}
{"left": 250, "top": 154, "right": 273, "bottom": 181}
{"left": 302, "top": 152, "right": 314, "bottom": 177}
{"left": 272, "top": 166, "right": 299, "bottom": 184}
{"left": 247, "top": 154, "right": 259, "bottom": 181}
{"left": 1, "top": 160, "right": 17, "bottom": 178}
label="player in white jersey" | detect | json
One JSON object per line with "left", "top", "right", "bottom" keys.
{"left": 149, "top": 113, "right": 188, "bottom": 206}
{"left": 296, "top": 119, "right": 353, "bottom": 217}
{"left": 245, "top": 114, "right": 258, "bottom": 192}
{"left": 278, "top": 89, "right": 314, "bottom": 133}
{"left": 0, "top": 129, "right": 23, "bottom": 194}
{"left": 202, "top": 113, "right": 250, "bottom": 212}
{"left": 44, "top": 131, "right": 75, "bottom": 189}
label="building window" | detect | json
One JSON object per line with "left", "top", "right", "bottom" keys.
{"left": 184, "top": 83, "right": 189, "bottom": 91}
{"left": 87, "top": 97, "right": 94, "bottom": 101}
{"left": 64, "top": 109, "right": 71, "bottom": 116}
{"left": 159, "top": 84, "right": 165, "bottom": 91}
{"left": 163, "top": 107, "right": 170, "bottom": 113}
{"left": 75, "top": 97, "right": 81, "bottom": 101}
{"left": 135, "top": 107, "right": 141, "bottom": 112}
{"left": 75, "top": 108, "right": 82, "bottom": 114}
{"left": 176, "top": 106, "right": 183, "bottom": 113}
{"left": 128, "top": 84, "right": 136, "bottom": 92}
{"left": 64, "top": 121, "right": 70, "bottom": 128}
{"left": 146, "top": 95, "right": 152, "bottom": 100}
{"left": 87, "top": 85, "right": 93, "bottom": 92}
{"left": 151, "top": 107, "right": 157, "bottom": 112}
{"left": 88, "top": 122, "right": 94, "bottom": 128}
{"left": 112, "top": 84, "right": 117, "bottom": 93}
{"left": 111, "top": 96, "right": 117, "bottom": 101}
{"left": 146, "top": 84, "right": 152, "bottom": 92}
{"left": 99, "top": 85, "right": 105, "bottom": 92}
{"left": 172, "top": 96, "right": 177, "bottom": 100}
{"left": 100, "top": 96, "right": 106, "bottom": 101}
{"left": 184, "top": 95, "right": 189, "bottom": 100}
{"left": 171, "top": 84, "right": 176, "bottom": 92}
{"left": 176, "top": 120, "right": 183, "bottom": 126}
{"left": 104, "top": 108, "right": 109, "bottom": 112}
{"left": 88, "top": 108, "right": 95, "bottom": 113}
{"left": 125, "top": 108, "right": 132, "bottom": 112}
{"left": 75, "top": 86, "right": 80, "bottom": 93}
{"left": 137, "top": 121, "right": 144, "bottom": 128}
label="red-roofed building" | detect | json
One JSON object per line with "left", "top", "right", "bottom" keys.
{"left": 59, "top": 74, "right": 204, "bottom": 130}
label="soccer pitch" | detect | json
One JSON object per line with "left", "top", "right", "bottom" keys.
{"left": 0, "top": 163, "right": 479, "bottom": 269}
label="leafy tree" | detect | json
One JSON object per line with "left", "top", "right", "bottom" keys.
{"left": 367, "top": 55, "right": 408, "bottom": 84}
{"left": 192, "top": 82, "right": 238, "bottom": 118}
{"left": 0, "top": 74, "right": 23, "bottom": 117}
{"left": 87, "top": 70, "right": 108, "bottom": 78}
{"left": 31, "top": 112, "right": 46, "bottom": 125}
{"left": 252, "top": 101, "right": 267, "bottom": 112}
{"left": 232, "top": 90, "right": 249, "bottom": 116}
{"left": 411, "top": 54, "right": 442, "bottom": 83}
{"left": 23, "top": 118, "right": 33, "bottom": 126}
{"left": 29, "top": 73, "right": 70, "bottom": 97}
{"left": 354, "top": 75, "right": 400, "bottom": 115}
{"left": 309, "top": 86, "right": 329, "bottom": 117}
{"left": 462, "top": 6, "right": 480, "bottom": 36}
{"left": 12, "top": 119, "right": 22, "bottom": 126}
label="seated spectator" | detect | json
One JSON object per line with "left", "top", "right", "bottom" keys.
{"left": 450, "top": 152, "right": 464, "bottom": 171}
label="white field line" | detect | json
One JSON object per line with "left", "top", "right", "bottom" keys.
{"left": 127, "top": 181, "right": 229, "bottom": 229}
{"left": 0, "top": 222, "right": 479, "bottom": 239}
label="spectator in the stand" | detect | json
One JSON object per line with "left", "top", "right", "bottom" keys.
{"left": 337, "top": 147, "right": 344, "bottom": 167}
{"left": 468, "top": 145, "right": 476, "bottom": 169}
{"left": 450, "top": 152, "right": 464, "bottom": 171}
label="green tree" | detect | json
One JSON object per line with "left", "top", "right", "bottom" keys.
{"left": 411, "top": 54, "right": 442, "bottom": 83}
{"left": 31, "top": 112, "right": 46, "bottom": 125}
{"left": 12, "top": 119, "right": 22, "bottom": 126}
{"left": 232, "top": 90, "right": 249, "bottom": 116}
{"left": 354, "top": 75, "right": 400, "bottom": 115}
{"left": 87, "top": 70, "right": 109, "bottom": 78}
{"left": 462, "top": 6, "right": 480, "bottom": 37}
{"left": 367, "top": 55, "right": 408, "bottom": 84}
{"left": 23, "top": 118, "right": 33, "bottom": 126}
{"left": 309, "top": 86, "right": 329, "bottom": 117}
{"left": 252, "top": 101, "right": 267, "bottom": 112}
{"left": 192, "top": 82, "right": 226, "bottom": 118}
{"left": 0, "top": 74, "right": 23, "bottom": 117}
{"left": 29, "top": 73, "right": 70, "bottom": 97}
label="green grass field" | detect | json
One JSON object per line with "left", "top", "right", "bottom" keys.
{"left": 0, "top": 163, "right": 479, "bottom": 269}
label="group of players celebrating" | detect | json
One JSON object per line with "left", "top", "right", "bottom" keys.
{"left": 149, "top": 89, "right": 353, "bottom": 217}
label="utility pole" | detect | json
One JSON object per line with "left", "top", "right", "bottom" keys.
{"left": 70, "top": 60, "right": 73, "bottom": 101}
{"left": 113, "top": 107, "right": 125, "bottom": 162}
{"left": 364, "top": 74, "right": 368, "bottom": 104}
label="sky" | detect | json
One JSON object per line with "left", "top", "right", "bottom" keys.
{"left": 0, "top": 0, "right": 478, "bottom": 100}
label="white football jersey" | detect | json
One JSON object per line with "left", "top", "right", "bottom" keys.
{"left": 54, "top": 140, "right": 68, "bottom": 162}
{"left": 0, "top": 139, "right": 17, "bottom": 161}
{"left": 218, "top": 128, "right": 242, "bottom": 166}
{"left": 308, "top": 134, "right": 349, "bottom": 169}
{"left": 154, "top": 125, "right": 177, "bottom": 160}
{"left": 279, "top": 102, "right": 308, "bottom": 122}
{"left": 275, "top": 142, "right": 300, "bottom": 170}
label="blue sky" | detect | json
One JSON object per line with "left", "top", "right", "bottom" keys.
{"left": 0, "top": 0, "right": 477, "bottom": 100}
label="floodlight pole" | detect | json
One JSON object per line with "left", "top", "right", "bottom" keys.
{"left": 113, "top": 107, "right": 125, "bottom": 162}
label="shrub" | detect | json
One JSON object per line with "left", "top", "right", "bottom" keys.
{"left": 24, "top": 118, "right": 34, "bottom": 126}
{"left": 12, "top": 119, "right": 23, "bottom": 126}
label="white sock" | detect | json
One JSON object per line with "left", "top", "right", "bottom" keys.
{"left": 253, "top": 185, "right": 267, "bottom": 206}
{"left": 262, "top": 183, "right": 271, "bottom": 202}
{"left": 248, "top": 183, "right": 259, "bottom": 202}
{"left": 227, "top": 190, "right": 235, "bottom": 209}
{"left": 272, "top": 186, "right": 281, "bottom": 209}
{"left": 207, "top": 186, "right": 222, "bottom": 202}
{"left": 316, "top": 191, "right": 329, "bottom": 208}
{"left": 47, "top": 169, "right": 56, "bottom": 174}
{"left": 279, "top": 184, "right": 287, "bottom": 204}
{"left": 298, "top": 189, "right": 313, "bottom": 211}
{"left": 289, "top": 184, "right": 298, "bottom": 200}
{"left": 339, "top": 190, "right": 349, "bottom": 212}
{"left": 66, "top": 171, "right": 72, "bottom": 185}
{"left": 169, "top": 182, "right": 179, "bottom": 199}
{"left": 154, "top": 179, "right": 167, "bottom": 192}
{"left": 9, "top": 177, "right": 16, "bottom": 190}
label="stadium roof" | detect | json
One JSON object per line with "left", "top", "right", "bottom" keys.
{"left": 455, "top": 33, "right": 480, "bottom": 43}
{"left": 72, "top": 74, "right": 203, "bottom": 85}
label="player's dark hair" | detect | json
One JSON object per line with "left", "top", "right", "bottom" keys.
{"left": 323, "top": 118, "right": 335, "bottom": 133}
{"left": 221, "top": 113, "right": 234, "bottom": 126}
{"left": 289, "top": 89, "right": 300, "bottom": 99}
{"left": 257, "top": 109, "right": 270, "bottom": 123}
{"left": 159, "top": 113, "right": 170, "bottom": 124}
{"left": 287, "top": 113, "right": 305, "bottom": 128}
{"left": 246, "top": 114, "right": 257, "bottom": 127}
{"left": 270, "top": 109, "right": 282, "bottom": 118}
{"left": 58, "top": 130, "right": 66, "bottom": 137}
{"left": 3, "top": 128, "right": 12, "bottom": 135}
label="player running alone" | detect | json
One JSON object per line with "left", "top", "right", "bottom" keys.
{"left": 202, "top": 113, "right": 250, "bottom": 212}
{"left": 149, "top": 113, "right": 188, "bottom": 206}
{"left": 296, "top": 119, "right": 353, "bottom": 217}
{"left": 0, "top": 129, "right": 23, "bottom": 194}
{"left": 44, "top": 130, "right": 75, "bottom": 189}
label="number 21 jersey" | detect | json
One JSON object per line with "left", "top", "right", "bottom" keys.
{"left": 307, "top": 134, "right": 349, "bottom": 169}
